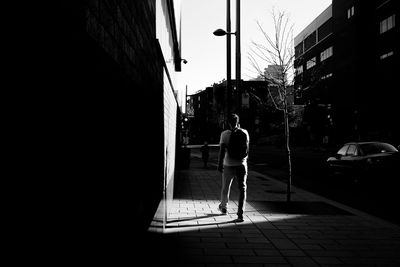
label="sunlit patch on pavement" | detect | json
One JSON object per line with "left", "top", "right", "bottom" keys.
{"left": 147, "top": 198, "right": 308, "bottom": 234}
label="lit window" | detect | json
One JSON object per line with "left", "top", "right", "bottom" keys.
{"left": 380, "top": 51, "right": 394, "bottom": 60}
{"left": 321, "top": 73, "right": 333, "bottom": 80}
{"left": 380, "top": 14, "right": 396, "bottom": 34}
{"left": 347, "top": 6, "right": 355, "bottom": 19}
{"left": 320, "top": 46, "right": 333, "bottom": 62}
{"left": 306, "top": 57, "right": 316, "bottom": 69}
{"left": 296, "top": 65, "right": 303, "bottom": 75}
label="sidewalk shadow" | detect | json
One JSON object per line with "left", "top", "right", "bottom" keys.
{"left": 248, "top": 201, "right": 353, "bottom": 215}
{"left": 166, "top": 213, "right": 239, "bottom": 228}
{"left": 167, "top": 213, "right": 225, "bottom": 224}
{"left": 264, "top": 189, "right": 296, "bottom": 194}
{"left": 166, "top": 219, "right": 240, "bottom": 228}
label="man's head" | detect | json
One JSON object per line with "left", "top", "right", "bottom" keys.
{"left": 228, "top": 113, "right": 239, "bottom": 129}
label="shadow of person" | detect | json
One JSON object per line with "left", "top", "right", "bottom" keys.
{"left": 166, "top": 218, "right": 240, "bottom": 228}
{"left": 167, "top": 213, "right": 225, "bottom": 224}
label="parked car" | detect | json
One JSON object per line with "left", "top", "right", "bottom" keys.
{"left": 326, "top": 141, "right": 399, "bottom": 183}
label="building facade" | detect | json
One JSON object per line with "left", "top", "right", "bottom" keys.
{"left": 294, "top": 0, "right": 398, "bottom": 146}
{"left": 48, "top": 1, "right": 183, "bottom": 235}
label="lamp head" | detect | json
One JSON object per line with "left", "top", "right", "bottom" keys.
{"left": 213, "top": 29, "right": 227, "bottom": 36}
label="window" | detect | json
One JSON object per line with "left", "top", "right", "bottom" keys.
{"left": 306, "top": 57, "right": 316, "bottom": 69}
{"left": 321, "top": 73, "right": 333, "bottom": 80}
{"left": 380, "top": 14, "right": 396, "bottom": 34}
{"left": 347, "top": 6, "right": 355, "bottom": 19}
{"left": 304, "top": 31, "right": 317, "bottom": 51}
{"left": 337, "top": 145, "right": 349, "bottom": 156}
{"left": 317, "top": 18, "right": 333, "bottom": 41}
{"left": 380, "top": 51, "right": 394, "bottom": 60}
{"left": 295, "top": 86, "right": 302, "bottom": 99}
{"left": 346, "top": 145, "right": 357, "bottom": 156}
{"left": 296, "top": 65, "right": 303, "bottom": 75}
{"left": 295, "top": 43, "right": 304, "bottom": 57}
{"left": 360, "top": 142, "right": 398, "bottom": 155}
{"left": 320, "top": 46, "right": 333, "bottom": 61}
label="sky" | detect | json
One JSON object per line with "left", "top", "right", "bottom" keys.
{"left": 177, "top": 0, "right": 332, "bottom": 99}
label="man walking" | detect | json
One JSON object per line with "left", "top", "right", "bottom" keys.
{"left": 217, "top": 113, "right": 249, "bottom": 222}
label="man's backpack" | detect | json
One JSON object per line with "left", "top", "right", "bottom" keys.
{"left": 227, "top": 128, "right": 248, "bottom": 160}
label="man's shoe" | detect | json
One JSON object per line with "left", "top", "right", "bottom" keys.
{"left": 218, "top": 205, "right": 227, "bottom": 214}
{"left": 236, "top": 215, "right": 244, "bottom": 223}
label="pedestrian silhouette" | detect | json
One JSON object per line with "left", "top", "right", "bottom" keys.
{"left": 200, "top": 141, "right": 209, "bottom": 168}
{"left": 217, "top": 113, "right": 250, "bottom": 222}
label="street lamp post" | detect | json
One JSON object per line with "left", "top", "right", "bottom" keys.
{"left": 236, "top": 0, "right": 241, "bottom": 114}
{"left": 213, "top": 0, "right": 241, "bottom": 121}
{"left": 227, "top": 0, "right": 232, "bottom": 117}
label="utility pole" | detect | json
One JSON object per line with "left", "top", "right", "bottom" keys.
{"left": 226, "top": 0, "right": 232, "bottom": 120}
{"left": 236, "top": 0, "right": 241, "bottom": 115}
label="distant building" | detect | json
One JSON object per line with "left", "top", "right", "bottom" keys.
{"left": 188, "top": 79, "right": 298, "bottom": 145}
{"left": 264, "top": 65, "right": 285, "bottom": 82}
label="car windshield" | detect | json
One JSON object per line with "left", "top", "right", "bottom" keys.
{"left": 359, "top": 143, "right": 398, "bottom": 155}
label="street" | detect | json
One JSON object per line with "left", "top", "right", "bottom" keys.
{"left": 191, "top": 144, "right": 400, "bottom": 226}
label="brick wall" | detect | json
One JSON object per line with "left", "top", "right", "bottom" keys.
{"left": 85, "top": 0, "right": 162, "bottom": 85}
{"left": 22, "top": 0, "right": 181, "bottom": 262}
{"left": 163, "top": 70, "right": 178, "bottom": 221}
{"left": 44, "top": 1, "right": 179, "bottom": 234}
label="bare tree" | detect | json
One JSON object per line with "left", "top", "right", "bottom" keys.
{"left": 248, "top": 9, "right": 295, "bottom": 202}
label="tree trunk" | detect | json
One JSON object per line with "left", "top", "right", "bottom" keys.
{"left": 284, "top": 103, "right": 292, "bottom": 202}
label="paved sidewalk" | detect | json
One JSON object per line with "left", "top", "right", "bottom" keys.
{"left": 147, "top": 156, "right": 400, "bottom": 266}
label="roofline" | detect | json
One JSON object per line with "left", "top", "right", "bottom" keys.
{"left": 294, "top": 4, "right": 332, "bottom": 47}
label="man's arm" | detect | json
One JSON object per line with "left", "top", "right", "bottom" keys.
{"left": 217, "top": 143, "right": 225, "bottom": 172}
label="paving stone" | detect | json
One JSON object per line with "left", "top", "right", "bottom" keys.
{"left": 148, "top": 157, "right": 400, "bottom": 266}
